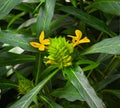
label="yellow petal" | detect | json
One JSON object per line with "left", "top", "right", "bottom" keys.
{"left": 79, "top": 37, "right": 90, "bottom": 44}
{"left": 30, "top": 42, "right": 41, "bottom": 48}
{"left": 75, "top": 30, "right": 82, "bottom": 40}
{"left": 38, "top": 44, "right": 45, "bottom": 51}
{"left": 67, "top": 35, "right": 76, "bottom": 43}
{"left": 67, "top": 35, "right": 75, "bottom": 38}
{"left": 41, "top": 39, "right": 50, "bottom": 45}
{"left": 39, "top": 31, "right": 44, "bottom": 43}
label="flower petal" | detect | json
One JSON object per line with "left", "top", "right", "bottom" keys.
{"left": 41, "top": 39, "right": 50, "bottom": 45}
{"left": 38, "top": 44, "right": 45, "bottom": 51}
{"left": 30, "top": 42, "right": 41, "bottom": 48}
{"left": 79, "top": 37, "right": 90, "bottom": 44}
{"left": 67, "top": 35, "right": 75, "bottom": 38}
{"left": 75, "top": 30, "right": 82, "bottom": 39}
{"left": 39, "top": 31, "right": 44, "bottom": 43}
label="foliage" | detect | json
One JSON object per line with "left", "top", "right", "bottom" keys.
{"left": 0, "top": 0, "right": 120, "bottom": 108}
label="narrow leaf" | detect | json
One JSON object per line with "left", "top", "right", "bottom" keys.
{"left": 76, "top": 59, "right": 100, "bottom": 71}
{"left": 17, "top": 18, "right": 37, "bottom": 30}
{"left": 0, "top": 78, "right": 18, "bottom": 89}
{"left": 36, "top": 0, "right": 56, "bottom": 35}
{"left": 0, "top": 31, "right": 37, "bottom": 52}
{"left": 82, "top": 36, "right": 120, "bottom": 55}
{"left": 52, "top": 81, "right": 84, "bottom": 102}
{"left": 0, "top": 52, "right": 35, "bottom": 66}
{"left": 60, "top": 6, "right": 116, "bottom": 37}
{"left": 0, "top": 0, "right": 22, "bottom": 19}
{"left": 92, "top": 0, "right": 120, "bottom": 16}
{"left": 40, "top": 96, "right": 63, "bottom": 108}
{"left": 63, "top": 66, "right": 105, "bottom": 108}
{"left": 9, "top": 69, "right": 59, "bottom": 108}
{"left": 22, "top": 0, "right": 40, "bottom": 3}
{"left": 103, "top": 89, "right": 120, "bottom": 99}
{"left": 94, "top": 74, "right": 120, "bottom": 91}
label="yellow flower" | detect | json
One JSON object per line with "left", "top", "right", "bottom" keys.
{"left": 30, "top": 31, "right": 50, "bottom": 51}
{"left": 68, "top": 29, "right": 90, "bottom": 47}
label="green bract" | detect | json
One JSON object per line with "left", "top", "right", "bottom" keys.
{"left": 18, "top": 79, "right": 34, "bottom": 95}
{"left": 17, "top": 72, "right": 34, "bottom": 95}
{"left": 47, "top": 37, "right": 74, "bottom": 68}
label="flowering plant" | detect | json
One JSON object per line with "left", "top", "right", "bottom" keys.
{"left": 0, "top": 0, "right": 120, "bottom": 108}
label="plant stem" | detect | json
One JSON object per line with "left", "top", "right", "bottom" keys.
{"left": 35, "top": 53, "right": 42, "bottom": 85}
{"left": 104, "top": 55, "right": 116, "bottom": 76}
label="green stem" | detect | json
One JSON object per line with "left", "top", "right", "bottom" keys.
{"left": 39, "top": 96, "right": 54, "bottom": 108}
{"left": 97, "top": 32, "right": 103, "bottom": 41}
{"left": 35, "top": 53, "right": 42, "bottom": 85}
{"left": 79, "top": 0, "right": 84, "bottom": 10}
{"left": 87, "top": 69, "right": 93, "bottom": 78}
{"left": 104, "top": 55, "right": 116, "bottom": 76}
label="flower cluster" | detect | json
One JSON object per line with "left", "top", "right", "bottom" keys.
{"left": 30, "top": 30, "right": 90, "bottom": 68}
{"left": 18, "top": 79, "right": 34, "bottom": 95}
{"left": 46, "top": 37, "right": 73, "bottom": 68}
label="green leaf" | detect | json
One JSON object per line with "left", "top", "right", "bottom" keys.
{"left": 76, "top": 59, "right": 100, "bottom": 72}
{"left": 15, "top": 3, "right": 34, "bottom": 13}
{"left": 0, "top": 31, "right": 37, "bottom": 52}
{"left": 103, "top": 89, "right": 120, "bottom": 99}
{"left": 17, "top": 18, "right": 37, "bottom": 30}
{"left": 9, "top": 69, "right": 59, "bottom": 108}
{"left": 50, "top": 15, "right": 68, "bottom": 32}
{"left": 63, "top": 66, "right": 105, "bottom": 108}
{"left": 0, "top": 0, "right": 22, "bottom": 19}
{"left": 0, "top": 78, "right": 18, "bottom": 89}
{"left": 92, "top": 0, "right": 120, "bottom": 16}
{"left": 94, "top": 74, "right": 120, "bottom": 91}
{"left": 0, "top": 52, "right": 35, "bottom": 66}
{"left": 52, "top": 81, "right": 84, "bottom": 102}
{"left": 40, "top": 96, "right": 63, "bottom": 108}
{"left": 82, "top": 36, "right": 120, "bottom": 55}
{"left": 60, "top": 6, "right": 116, "bottom": 37}
{"left": 36, "top": 0, "right": 56, "bottom": 35}
{"left": 70, "top": 0, "right": 77, "bottom": 7}
{"left": 22, "top": 0, "right": 41, "bottom": 3}
{"left": 7, "top": 12, "right": 26, "bottom": 28}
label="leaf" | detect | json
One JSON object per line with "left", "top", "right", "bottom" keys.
{"left": 94, "top": 74, "right": 120, "bottom": 91}
{"left": 0, "top": 0, "right": 22, "bottom": 19}
{"left": 0, "top": 31, "right": 37, "bottom": 52}
{"left": 9, "top": 69, "right": 59, "bottom": 108}
{"left": 36, "top": 0, "right": 56, "bottom": 36}
{"left": 40, "top": 96, "right": 63, "bottom": 108}
{"left": 63, "top": 66, "right": 105, "bottom": 108}
{"left": 22, "top": 0, "right": 41, "bottom": 3}
{"left": 82, "top": 36, "right": 120, "bottom": 55}
{"left": 51, "top": 81, "right": 84, "bottom": 102}
{"left": 60, "top": 6, "right": 116, "bottom": 37}
{"left": 50, "top": 15, "right": 68, "bottom": 32}
{"left": 0, "top": 52, "right": 35, "bottom": 66}
{"left": 103, "top": 89, "right": 120, "bottom": 99}
{"left": 70, "top": 0, "right": 77, "bottom": 7}
{"left": 92, "top": 0, "right": 120, "bottom": 16}
{"left": 76, "top": 59, "right": 100, "bottom": 72}
{"left": 0, "top": 78, "right": 18, "bottom": 89}
{"left": 15, "top": 3, "right": 34, "bottom": 13}
{"left": 17, "top": 18, "right": 37, "bottom": 30}
{"left": 7, "top": 12, "right": 26, "bottom": 28}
